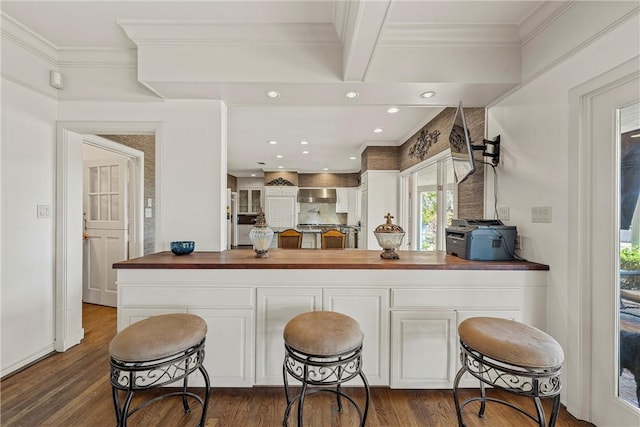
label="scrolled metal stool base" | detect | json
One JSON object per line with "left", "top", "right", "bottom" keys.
{"left": 282, "top": 343, "right": 370, "bottom": 427}
{"left": 110, "top": 338, "right": 211, "bottom": 427}
{"left": 453, "top": 340, "right": 562, "bottom": 427}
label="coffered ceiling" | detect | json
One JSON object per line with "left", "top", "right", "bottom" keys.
{"left": 1, "top": 0, "right": 561, "bottom": 176}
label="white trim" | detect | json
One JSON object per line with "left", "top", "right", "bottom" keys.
{"left": 55, "top": 121, "right": 162, "bottom": 353}
{"left": 0, "top": 344, "right": 55, "bottom": 378}
{"left": 1, "top": 12, "right": 58, "bottom": 64}
{"left": 380, "top": 23, "right": 520, "bottom": 47}
{"left": 567, "top": 58, "right": 640, "bottom": 421}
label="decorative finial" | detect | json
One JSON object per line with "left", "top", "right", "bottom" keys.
{"left": 384, "top": 213, "right": 394, "bottom": 224}
{"left": 255, "top": 207, "right": 267, "bottom": 227}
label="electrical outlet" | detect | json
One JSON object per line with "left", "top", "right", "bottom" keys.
{"left": 497, "top": 206, "right": 510, "bottom": 220}
{"left": 514, "top": 235, "right": 522, "bottom": 250}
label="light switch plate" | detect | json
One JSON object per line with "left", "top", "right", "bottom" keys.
{"left": 531, "top": 206, "right": 552, "bottom": 223}
{"left": 497, "top": 206, "right": 510, "bottom": 220}
{"left": 37, "top": 204, "right": 52, "bottom": 218}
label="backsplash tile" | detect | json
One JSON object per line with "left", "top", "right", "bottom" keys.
{"left": 298, "top": 203, "right": 347, "bottom": 225}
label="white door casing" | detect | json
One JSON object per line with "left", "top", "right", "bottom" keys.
{"left": 83, "top": 157, "right": 129, "bottom": 307}
{"left": 568, "top": 59, "right": 640, "bottom": 425}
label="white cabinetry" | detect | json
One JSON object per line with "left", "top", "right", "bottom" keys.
{"left": 390, "top": 310, "right": 456, "bottom": 388}
{"left": 255, "top": 288, "right": 322, "bottom": 385}
{"left": 264, "top": 187, "right": 297, "bottom": 230}
{"left": 238, "top": 188, "right": 262, "bottom": 214}
{"left": 117, "top": 282, "right": 255, "bottom": 387}
{"left": 323, "top": 288, "right": 389, "bottom": 385}
{"left": 336, "top": 188, "right": 348, "bottom": 212}
{"left": 389, "top": 286, "right": 524, "bottom": 389}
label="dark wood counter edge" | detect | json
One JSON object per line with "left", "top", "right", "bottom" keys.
{"left": 113, "top": 250, "right": 549, "bottom": 271}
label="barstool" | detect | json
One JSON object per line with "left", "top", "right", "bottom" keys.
{"left": 109, "top": 313, "right": 211, "bottom": 427}
{"left": 282, "top": 311, "right": 370, "bottom": 426}
{"left": 453, "top": 317, "right": 564, "bottom": 427}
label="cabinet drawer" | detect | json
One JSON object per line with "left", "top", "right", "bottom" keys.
{"left": 391, "top": 287, "right": 523, "bottom": 309}
{"left": 120, "top": 286, "right": 254, "bottom": 309}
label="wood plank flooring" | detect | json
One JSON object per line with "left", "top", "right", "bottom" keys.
{"left": 1, "top": 303, "right": 594, "bottom": 427}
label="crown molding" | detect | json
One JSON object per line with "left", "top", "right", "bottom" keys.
{"left": 1, "top": 12, "right": 57, "bottom": 65}
{"left": 57, "top": 48, "right": 137, "bottom": 68}
{"left": 519, "top": 1, "right": 576, "bottom": 46}
{"left": 118, "top": 21, "right": 340, "bottom": 46}
{"left": 379, "top": 23, "right": 520, "bottom": 47}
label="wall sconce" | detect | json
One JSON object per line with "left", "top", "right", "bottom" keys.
{"left": 472, "top": 135, "right": 500, "bottom": 166}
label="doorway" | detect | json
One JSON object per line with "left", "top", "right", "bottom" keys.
{"left": 568, "top": 61, "right": 640, "bottom": 426}
{"left": 55, "top": 121, "right": 160, "bottom": 352}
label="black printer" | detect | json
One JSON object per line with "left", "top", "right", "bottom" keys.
{"left": 445, "top": 219, "right": 516, "bottom": 261}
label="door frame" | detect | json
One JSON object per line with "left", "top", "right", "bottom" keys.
{"left": 567, "top": 58, "right": 640, "bottom": 421}
{"left": 54, "top": 121, "right": 162, "bottom": 352}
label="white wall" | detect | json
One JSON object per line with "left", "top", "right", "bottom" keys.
{"left": 1, "top": 79, "right": 58, "bottom": 375}
{"left": 57, "top": 100, "right": 228, "bottom": 252}
{"left": 486, "top": 8, "right": 639, "bottom": 413}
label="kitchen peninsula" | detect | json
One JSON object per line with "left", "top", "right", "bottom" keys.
{"left": 113, "top": 249, "right": 548, "bottom": 389}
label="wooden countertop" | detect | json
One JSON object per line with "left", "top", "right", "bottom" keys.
{"left": 113, "top": 249, "right": 549, "bottom": 271}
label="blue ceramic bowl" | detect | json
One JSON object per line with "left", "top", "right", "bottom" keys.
{"left": 171, "top": 241, "right": 195, "bottom": 255}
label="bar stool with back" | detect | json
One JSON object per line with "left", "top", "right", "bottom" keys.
{"left": 278, "top": 229, "right": 303, "bottom": 249}
{"left": 320, "top": 229, "right": 345, "bottom": 249}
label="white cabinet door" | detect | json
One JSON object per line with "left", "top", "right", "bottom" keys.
{"left": 390, "top": 310, "right": 456, "bottom": 388}
{"left": 336, "top": 188, "right": 348, "bottom": 213}
{"left": 265, "top": 196, "right": 295, "bottom": 229}
{"left": 255, "top": 288, "right": 322, "bottom": 385}
{"left": 189, "top": 308, "right": 254, "bottom": 387}
{"left": 346, "top": 188, "right": 359, "bottom": 224}
{"left": 323, "top": 288, "right": 390, "bottom": 385}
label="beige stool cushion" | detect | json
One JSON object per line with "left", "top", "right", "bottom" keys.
{"left": 458, "top": 317, "right": 564, "bottom": 369}
{"left": 283, "top": 311, "right": 364, "bottom": 356}
{"left": 110, "top": 313, "right": 207, "bottom": 362}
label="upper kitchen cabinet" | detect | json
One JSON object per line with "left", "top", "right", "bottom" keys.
{"left": 237, "top": 177, "right": 264, "bottom": 214}
{"left": 336, "top": 187, "right": 359, "bottom": 225}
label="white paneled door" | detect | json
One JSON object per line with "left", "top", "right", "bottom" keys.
{"left": 82, "top": 158, "right": 129, "bottom": 307}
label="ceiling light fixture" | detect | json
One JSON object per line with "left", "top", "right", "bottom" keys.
{"left": 276, "top": 155, "right": 283, "bottom": 158}
{"left": 268, "top": 140, "right": 277, "bottom": 145}
{"left": 349, "top": 156, "right": 356, "bottom": 160}
{"left": 300, "top": 141, "right": 308, "bottom": 145}
{"left": 266, "top": 90, "right": 280, "bottom": 98}
{"left": 374, "top": 128, "right": 383, "bottom": 133}
{"left": 420, "top": 91, "right": 436, "bottom": 99}
{"left": 387, "top": 107, "right": 399, "bottom": 114}
{"left": 345, "top": 91, "right": 359, "bottom": 99}
{"left": 323, "top": 168, "right": 329, "bottom": 171}
{"left": 278, "top": 166, "right": 284, "bottom": 169}
{"left": 302, "top": 151, "right": 309, "bottom": 154}
{"left": 250, "top": 173, "right": 256, "bottom": 177}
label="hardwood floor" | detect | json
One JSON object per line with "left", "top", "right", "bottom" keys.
{"left": 1, "top": 303, "right": 594, "bottom": 427}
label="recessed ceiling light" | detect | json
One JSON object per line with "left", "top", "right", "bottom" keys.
{"left": 349, "top": 156, "right": 356, "bottom": 160}
{"left": 345, "top": 91, "right": 359, "bottom": 99}
{"left": 268, "top": 140, "right": 277, "bottom": 145}
{"left": 387, "top": 107, "right": 399, "bottom": 114}
{"left": 420, "top": 91, "right": 436, "bottom": 99}
{"left": 266, "top": 90, "right": 280, "bottom": 98}
{"left": 302, "top": 151, "right": 309, "bottom": 154}
{"left": 278, "top": 166, "right": 284, "bottom": 169}
{"left": 374, "top": 128, "right": 383, "bottom": 133}
{"left": 323, "top": 168, "right": 329, "bottom": 171}
{"left": 300, "top": 141, "right": 308, "bottom": 145}
{"left": 276, "top": 155, "right": 283, "bottom": 158}
{"left": 250, "top": 173, "right": 256, "bottom": 177}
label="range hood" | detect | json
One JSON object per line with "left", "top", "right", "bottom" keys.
{"left": 297, "top": 188, "right": 337, "bottom": 203}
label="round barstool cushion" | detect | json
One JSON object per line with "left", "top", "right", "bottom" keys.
{"left": 283, "top": 311, "right": 364, "bottom": 356}
{"left": 109, "top": 313, "right": 207, "bottom": 362}
{"left": 458, "top": 317, "right": 564, "bottom": 369}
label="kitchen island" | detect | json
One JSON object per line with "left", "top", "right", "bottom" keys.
{"left": 113, "top": 249, "right": 549, "bottom": 389}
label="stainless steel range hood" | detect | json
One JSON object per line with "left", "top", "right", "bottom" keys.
{"left": 297, "top": 188, "right": 337, "bottom": 203}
